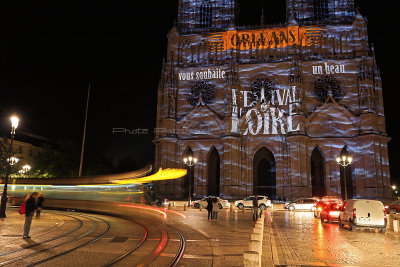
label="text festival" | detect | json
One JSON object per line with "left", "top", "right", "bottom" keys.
{"left": 231, "top": 86, "right": 300, "bottom": 135}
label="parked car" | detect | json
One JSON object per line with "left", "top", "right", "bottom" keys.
{"left": 148, "top": 195, "right": 169, "bottom": 207}
{"left": 339, "top": 199, "right": 387, "bottom": 233}
{"left": 192, "top": 196, "right": 230, "bottom": 209}
{"left": 320, "top": 203, "right": 341, "bottom": 223}
{"left": 384, "top": 200, "right": 400, "bottom": 214}
{"left": 314, "top": 196, "right": 343, "bottom": 218}
{"left": 285, "top": 198, "right": 319, "bottom": 211}
{"left": 235, "top": 195, "right": 272, "bottom": 210}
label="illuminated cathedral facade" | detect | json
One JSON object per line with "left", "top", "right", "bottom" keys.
{"left": 153, "top": 0, "right": 392, "bottom": 201}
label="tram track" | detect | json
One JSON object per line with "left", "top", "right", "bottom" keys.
{"left": 168, "top": 226, "right": 186, "bottom": 267}
{"left": 1, "top": 203, "right": 190, "bottom": 267}
{"left": 0, "top": 212, "right": 83, "bottom": 257}
{"left": 0, "top": 213, "right": 109, "bottom": 267}
{"left": 26, "top": 213, "right": 111, "bottom": 267}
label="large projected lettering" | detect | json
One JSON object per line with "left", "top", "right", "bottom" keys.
{"left": 231, "top": 86, "right": 300, "bottom": 135}
{"left": 215, "top": 26, "right": 321, "bottom": 51}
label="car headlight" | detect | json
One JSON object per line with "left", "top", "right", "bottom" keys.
{"left": 234, "top": 201, "right": 238, "bottom": 206}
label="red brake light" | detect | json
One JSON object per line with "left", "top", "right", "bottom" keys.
{"left": 353, "top": 208, "right": 356, "bottom": 218}
{"left": 384, "top": 208, "right": 387, "bottom": 219}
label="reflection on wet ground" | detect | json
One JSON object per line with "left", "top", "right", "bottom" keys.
{"left": 269, "top": 210, "right": 400, "bottom": 266}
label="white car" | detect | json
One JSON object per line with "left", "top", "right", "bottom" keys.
{"left": 235, "top": 195, "right": 272, "bottom": 210}
{"left": 339, "top": 199, "right": 387, "bottom": 233}
{"left": 285, "top": 198, "right": 319, "bottom": 211}
{"left": 192, "top": 196, "right": 230, "bottom": 209}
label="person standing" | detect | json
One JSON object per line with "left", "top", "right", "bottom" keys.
{"left": 212, "top": 198, "right": 219, "bottom": 222}
{"left": 36, "top": 192, "right": 44, "bottom": 218}
{"left": 206, "top": 197, "right": 213, "bottom": 222}
{"left": 23, "top": 192, "right": 38, "bottom": 238}
{"left": 252, "top": 195, "right": 259, "bottom": 222}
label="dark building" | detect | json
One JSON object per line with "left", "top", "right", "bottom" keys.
{"left": 153, "top": 0, "right": 391, "bottom": 201}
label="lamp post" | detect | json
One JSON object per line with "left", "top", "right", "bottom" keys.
{"left": 0, "top": 116, "right": 19, "bottom": 218}
{"left": 22, "top": 164, "right": 31, "bottom": 173}
{"left": 336, "top": 153, "right": 352, "bottom": 201}
{"left": 183, "top": 155, "right": 197, "bottom": 207}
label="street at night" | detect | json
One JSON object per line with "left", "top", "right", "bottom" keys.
{"left": 1, "top": 204, "right": 400, "bottom": 266}
{"left": 1, "top": 0, "right": 400, "bottom": 266}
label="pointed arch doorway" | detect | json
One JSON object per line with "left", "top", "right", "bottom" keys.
{"left": 207, "top": 147, "right": 220, "bottom": 196}
{"left": 253, "top": 147, "right": 276, "bottom": 198}
{"left": 311, "top": 147, "right": 326, "bottom": 198}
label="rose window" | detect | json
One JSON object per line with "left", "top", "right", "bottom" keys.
{"left": 313, "top": 75, "right": 345, "bottom": 102}
{"left": 186, "top": 81, "right": 215, "bottom": 106}
{"left": 250, "top": 78, "right": 276, "bottom": 105}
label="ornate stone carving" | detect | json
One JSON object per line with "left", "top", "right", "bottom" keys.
{"left": 313, "top": 75, "right": 345, "bottom": 102}
{"left": 186, "top": 81, "right": 215, "bottom": 106}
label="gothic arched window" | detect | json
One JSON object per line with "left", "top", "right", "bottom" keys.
{"left": 199, "top": 1, "right": 213, "bottom": 29}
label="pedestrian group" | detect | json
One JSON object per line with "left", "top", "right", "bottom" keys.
{"left": 206, "top": 197, "right": 219, "bottom": 222}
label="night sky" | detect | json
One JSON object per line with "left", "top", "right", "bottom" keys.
{"left": 0, "top": 1, "right": 398, "bottom": 182}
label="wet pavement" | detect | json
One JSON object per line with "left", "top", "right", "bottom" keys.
{"left": 1, "top": 203, "right": 400, "bottom": 266}
{"left": 262, "top": 209, "right": 400, "bottom": 266}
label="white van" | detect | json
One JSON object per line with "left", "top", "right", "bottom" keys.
{"left": 338, "top": 199, "right": 387, "bottom": 233}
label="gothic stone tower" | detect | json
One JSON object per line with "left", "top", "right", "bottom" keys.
{"left": 153, "top": 0, "right": 392, "bottom": 201}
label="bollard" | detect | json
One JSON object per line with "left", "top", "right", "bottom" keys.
{"left": 251, "top": 232, "right": 262, "bottom": 242}
{"left": 168, "top": 203, "right": 171, "bottom": 210}
{"left": 249, "top": 239, "right": 262, "bottom": 262}
{"left": 255, "top": 223, "right": 263, "bottom": 230}
{"left": 249, "top": 239, "right": 262, "bottom": 253}
{"left": 184, "top": 204, "right": 186, "bottom": 211}
{"left": 243, "top": 251, "right": 260, "bottom": 267}
{"left": 230, "top": 204, "right": 233, "bottom": 212}
{"left": 253, "top": 227, "right": 263, "bottom": 235}
{"left": 199, "top": 204, "right": 202, "bottom": 211}
{"left": 242, "top": 207, "right": 245, "bottom": 213}
{"left": 393, "top": 220, "right": 399, "bottom": 233}
{"left": 173, "top": 201, "right": 175, "bottom": 207}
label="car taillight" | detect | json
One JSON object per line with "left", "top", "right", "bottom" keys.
{"left": 353, "top": 208, "right": 356, "bottom": 218}
{"left": 384, "top": 208, "right": 387, "bottom": 219}
{"left": 317, "top": 207, "right": 323, "bottom": 212}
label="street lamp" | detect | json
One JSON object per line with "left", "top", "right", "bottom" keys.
{"left": 183, "top": 155, "right": 197, "bottom": 207}
{"left": 22, "top": 164, "right": 31, "bottom": 173}
{"left": 0, "top": 116, "right": 19, "bottom": 218}
{"left": 336, "top": 153, "right": 352, "bottom": 201}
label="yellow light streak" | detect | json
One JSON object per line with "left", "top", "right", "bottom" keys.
{"left": 112, "top": 168, "right": 187, "bottom": 185}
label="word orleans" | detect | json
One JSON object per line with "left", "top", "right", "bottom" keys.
{"left": 178, "top": 68, "right": 226, "bottom": 81}
{"left": 220, "top": 26, "right": 310, "bottom": 51}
